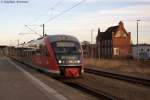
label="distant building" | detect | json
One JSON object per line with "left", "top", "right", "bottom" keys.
{"left": 96, "top": 21, "right": 131, "bottom": 58}
{"left": 81, "top": 41, "right": 97, "bottom": 58}
{"left": 132, "top": 44, "right": 150, "bottom": 60}
{"left": 0, "top": 45, "right": 7, "bottom": 56}
{"left": 81, "top": 41, "right": 91, "bottom": 58}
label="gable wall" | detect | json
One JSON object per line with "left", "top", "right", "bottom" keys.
{"left": 112, "top": 27, "right": 131, "bottom": 58}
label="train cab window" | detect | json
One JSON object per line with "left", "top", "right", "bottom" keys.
{"left": 42, "top": 47, "right": 49, "bottom": 57}
{"left": 34, "top": 44, "right": 49, "bottom": 57}
{"left": 52, "top": 42, "right": 81, "bottom": 54}
{"left": 45, "top": 48, "right": 49, "bottom": 56}
{"left": 35, "top": 44, "right": 42, "bottom": 56}
{"left": 35, "top": 49, "right": 41, "bottom": 56}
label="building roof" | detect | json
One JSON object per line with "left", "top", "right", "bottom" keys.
{"left": 132, "top": 44, "right": 150, "bottom": 47}
{"left": 106, "top": 26, "right": 118, "bottom": 33}
{"left": 96, "top": 21, "right": 129, "bottom": 41}
{"left": 97, "top": 25, "right": 119, "bottom": 40}
{"left": 0, "top": 45, "right": 7, "bottom": 48}
{"left": 81, "top": 41, "right": 90, "bottom": 45}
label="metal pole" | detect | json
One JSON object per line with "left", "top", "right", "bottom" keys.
{"left": 98, "top": 42, "right": 100, "bottom": 60}
{"left": 91, "top": 29, "right": 93, "bottom": 45}
{"left": 137, "top": 20, "right": 140, "bottom": 60}
{"left": 91, "top": 29, "right": 94, "bottom": 58}
{"left": 43, "top": 24, "right": 45, "bottom": 37}
{"left": 17, "top": 40, "right": 19, "bottom": 46}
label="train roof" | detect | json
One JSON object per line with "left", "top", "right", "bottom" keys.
{"left": 46, "top": 35, "right": 79, "bottom": 43}
{"left": 0, "top": 45, "right": 7, "bottom": 48}
{"left": 21, "top": 35, "right": 80, "bottom": 48}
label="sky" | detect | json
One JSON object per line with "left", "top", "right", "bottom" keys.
{"left": 0, "top": 0, "right": 150, "bottom": 46}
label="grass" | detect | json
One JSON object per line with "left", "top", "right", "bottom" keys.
{"left": 84, "top": 58, "right": 150, "bottom": 76}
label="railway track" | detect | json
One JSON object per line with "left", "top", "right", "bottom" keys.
{"left": 62, "top": 81, "right": 118, "bottom": 100}
{"left": 85, "top": 68, "right": 150, "bottom": 87}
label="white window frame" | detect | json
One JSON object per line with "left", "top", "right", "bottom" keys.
{"left": 114, "top": 48, "right": 119, "bottom": 55}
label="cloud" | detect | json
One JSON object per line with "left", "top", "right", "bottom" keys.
{"left": 101, "top": 5, "right": 150, "bottom": 15}
{"left": 1, "top": 0, "right": 150, "bottom": 45}
{"left": 45, "top": 4, "right": 150, "bottom": 44}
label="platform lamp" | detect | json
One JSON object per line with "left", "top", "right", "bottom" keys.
{"left": 136, "top": 20, "right": 140, "bottom": 60}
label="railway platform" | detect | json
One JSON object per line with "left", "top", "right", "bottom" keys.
{"left": 0, "top": 57, "right": 96, "bottom": 100}
{"left": 0, "top": 57, "right": 67, "bottom": 100}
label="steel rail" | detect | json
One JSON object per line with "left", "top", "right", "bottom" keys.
{"left": 85, "top": 68, "right": 150, "bottom": 87}
{"left": 63, "top": 81, "right": 118, "bottom": 100}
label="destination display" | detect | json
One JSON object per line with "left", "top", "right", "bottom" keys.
{"left": 56, "top": 42, "right": 75, "bottom": 47}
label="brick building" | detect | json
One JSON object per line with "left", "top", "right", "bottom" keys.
{"left": 96, "top": 21, "right": 131, "bottom": 58}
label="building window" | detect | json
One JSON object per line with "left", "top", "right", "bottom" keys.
{"left": 114, "top": 48, "right": 119, "bottom": 55}
{"left": 141, "top": 48, "right": 144, "bottom": 52}
{"left": 106, "top": 40, "right": 108, "bottom": 45}
{"left": 110, "top": 48, "right": 112, "bottom": 54}
{"left": 102, "top": 41, "right": 104, "bottom": 45}
{"left": 102, "top": 48, "right": 104, "bottom": 54}
{"left": 105, "top": 40, "right": 107, "bottom": 45}
{"left": 104, "top": 48, "right": 106, "bottom": 54}
{"left": 108, "top": 48, "right": 110, "bottom": 55}
{"left": 108, "top": 40, "right": 110, "bottom": 45}
{"left": 147, "top": 48, "right": 150, "bottom": 52}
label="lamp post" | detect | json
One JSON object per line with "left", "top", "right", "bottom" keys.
{"left": 136, "top": 20, "right": 140, "bottom": 60}
{"left": 42, "top": 24, "right": 45, "bottom": 37}
{"left": 17, "top": 39, "right": 19, "bottom": 46}
{"left": 91, "top": 29, "right": 94, "bottom": 58}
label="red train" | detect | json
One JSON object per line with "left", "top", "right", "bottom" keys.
{"left": 6, "top": 35, "right": 84, "bottom": 77}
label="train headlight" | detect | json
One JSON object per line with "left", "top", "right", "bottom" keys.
{"left": 58, "top": 60, "right": 62, "bottom": 64}
{"left": 70, "top": 60, "right": 73, "bottom": 63}
{"left": 77, "top": 60, "right": 80, "bottom": 63}
{"left": 81, "top": 69, "right": 84, "bottom": 73}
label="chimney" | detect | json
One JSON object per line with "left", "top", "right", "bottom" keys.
{"left": 98, "top": 28, "right": 101, "bottom": 36}
{"left": 119, "top": 21, "right": 124, "bottom": 28}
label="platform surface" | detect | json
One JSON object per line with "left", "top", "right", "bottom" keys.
{"left": 0, "top": 57, "right": 68, "bottom": 100}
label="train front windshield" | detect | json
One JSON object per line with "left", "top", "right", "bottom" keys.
{"left": 52, "top": 41, "right": 82, "bottom": 65}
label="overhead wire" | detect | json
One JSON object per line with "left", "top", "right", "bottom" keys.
{"left": 19, "top": 0, "right": 86, "bottom": 37}
{"left": 19, "top": 0, "right": 65, "bottom": 36}
{"left": 30, "top": 0, "right": 64, "bottom": 24}
{"left": 44, "top": 0, "right": 87, "bottom": 24}
{"left": 50, "top": 0, "right": 64, "bottom": 10}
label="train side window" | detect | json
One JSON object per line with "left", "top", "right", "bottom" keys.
{"left": 46, "top": 49, "right": 50, "bottom": 57}
{"left": 44, "top": 48, "right": 48, "bottom": 56}
{"left": 35, "top": 44, "right": 42, "bottom": 56}
{"left": 43, "top": 47, "right": 49, "bottom": 57}
{"left": 36, "top": 49, "right": 41, "bottom": 56}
